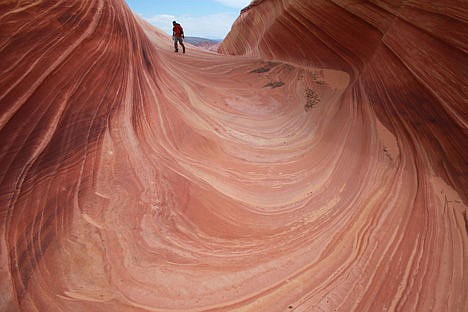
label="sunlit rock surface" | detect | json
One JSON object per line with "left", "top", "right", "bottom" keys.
{"left": 1, "top": 0, "right": 466, "bottom": 311}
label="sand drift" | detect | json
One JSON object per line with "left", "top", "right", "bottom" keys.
{"left": 0, "top": 0, "right": 466, "bottom": 311}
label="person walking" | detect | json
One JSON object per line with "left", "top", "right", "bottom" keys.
{"left": 172, "top": 21, "right": 185, "bottom": 53}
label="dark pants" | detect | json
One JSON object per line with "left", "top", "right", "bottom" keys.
{"left": 174, "top": 36, "right": 185, "bottom": 53}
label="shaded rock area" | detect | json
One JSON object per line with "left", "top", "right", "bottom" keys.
{"left": 0, "top": 0, "right": 466, "bottom": 311}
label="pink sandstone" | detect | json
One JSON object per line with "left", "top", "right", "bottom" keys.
{"left": 0, "top": 0, "right": 466, "bottom": 311}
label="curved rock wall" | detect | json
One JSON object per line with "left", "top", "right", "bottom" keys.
{"left": 220, "top": 0, "right": 467, "bottom": 199}
{"left": 1, "top": 0, "right": 466, "bottom": 311}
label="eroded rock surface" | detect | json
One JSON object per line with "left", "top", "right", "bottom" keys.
{"left": 1, "top": 0, "right": 466, "bottom": 311}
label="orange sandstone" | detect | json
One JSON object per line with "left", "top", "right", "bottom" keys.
{"left": 0, "top": 0, "right": 466, "bottom": 311}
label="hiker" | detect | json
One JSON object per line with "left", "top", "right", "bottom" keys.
{"left": 172, "top": 21, "right": 185, "bottom": 53}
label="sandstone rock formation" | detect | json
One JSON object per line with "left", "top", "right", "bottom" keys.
{"left": 1, "top": 0, "right": 466, "bottom": 311}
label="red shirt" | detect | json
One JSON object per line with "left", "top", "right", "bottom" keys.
{"left": 173, "top": 24, "right": 184, "bottom": 37}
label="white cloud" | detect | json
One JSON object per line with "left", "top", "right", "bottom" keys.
{"left": 145, "top": 13, "right": 238, "bottom": 39}
{"left": 145, "top": 14, "right": 175, "bottom": 34}
{"left": 214, "top": 0, "right": 252, "bottom": 8}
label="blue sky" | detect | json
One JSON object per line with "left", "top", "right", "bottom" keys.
{"left": 124, "top": 0, "right": 252, "bottom": 39}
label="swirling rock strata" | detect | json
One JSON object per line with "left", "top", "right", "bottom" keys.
{"left": 1, "top": 0, "right": 466, "bottom": 311}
